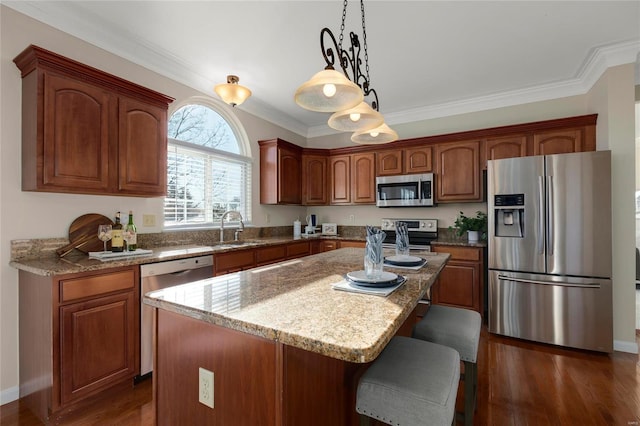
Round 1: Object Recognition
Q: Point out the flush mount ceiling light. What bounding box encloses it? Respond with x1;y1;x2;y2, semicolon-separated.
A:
294;0;397;144
214;75;251;107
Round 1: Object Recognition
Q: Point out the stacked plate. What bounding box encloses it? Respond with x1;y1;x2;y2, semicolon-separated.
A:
345;270;403;288
384;255;426;267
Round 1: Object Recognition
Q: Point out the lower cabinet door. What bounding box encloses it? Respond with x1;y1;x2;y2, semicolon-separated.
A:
60;291;137;405
431;261;480;312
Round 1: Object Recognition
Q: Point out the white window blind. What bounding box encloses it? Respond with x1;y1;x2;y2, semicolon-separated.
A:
165;139;251;227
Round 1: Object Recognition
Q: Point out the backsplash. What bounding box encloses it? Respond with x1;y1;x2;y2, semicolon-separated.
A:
10;225;368;261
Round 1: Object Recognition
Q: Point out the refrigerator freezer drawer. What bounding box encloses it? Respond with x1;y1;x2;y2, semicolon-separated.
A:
488;270;612;352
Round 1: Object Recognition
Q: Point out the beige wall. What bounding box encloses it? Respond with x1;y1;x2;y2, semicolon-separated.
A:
586;64;637;348
1;5;637;404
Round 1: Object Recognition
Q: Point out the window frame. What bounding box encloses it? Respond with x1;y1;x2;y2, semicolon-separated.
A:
164;97;252;230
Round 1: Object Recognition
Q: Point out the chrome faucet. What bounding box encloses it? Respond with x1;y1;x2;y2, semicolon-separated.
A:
220;210;244;242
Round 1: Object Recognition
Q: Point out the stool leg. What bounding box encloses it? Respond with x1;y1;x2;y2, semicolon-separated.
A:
463;361;477;426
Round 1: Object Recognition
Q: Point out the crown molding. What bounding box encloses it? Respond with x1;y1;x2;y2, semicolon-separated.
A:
5;2;639;140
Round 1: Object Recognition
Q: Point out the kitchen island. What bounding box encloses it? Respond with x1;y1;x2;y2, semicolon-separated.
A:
144;248;449;426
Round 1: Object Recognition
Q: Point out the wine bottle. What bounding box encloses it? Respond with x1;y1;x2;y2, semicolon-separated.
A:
125;210;137;251
111;211;124;252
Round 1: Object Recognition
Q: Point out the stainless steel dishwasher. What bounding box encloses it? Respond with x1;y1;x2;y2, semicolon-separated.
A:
140;255;214;378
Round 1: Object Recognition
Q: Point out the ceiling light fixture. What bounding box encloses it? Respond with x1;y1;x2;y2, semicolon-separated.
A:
294;0;397;144
215;75;251;107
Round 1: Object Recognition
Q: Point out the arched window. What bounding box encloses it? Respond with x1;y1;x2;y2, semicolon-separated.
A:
164;99;251;228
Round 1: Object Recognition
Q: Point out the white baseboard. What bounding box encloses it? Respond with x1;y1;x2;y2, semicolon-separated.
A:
614;339;639;354
0;386;19;405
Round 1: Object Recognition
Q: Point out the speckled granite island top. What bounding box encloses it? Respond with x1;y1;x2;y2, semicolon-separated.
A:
144;248;449;363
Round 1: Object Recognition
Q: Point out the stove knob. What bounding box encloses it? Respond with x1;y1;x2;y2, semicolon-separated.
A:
426;222;433;228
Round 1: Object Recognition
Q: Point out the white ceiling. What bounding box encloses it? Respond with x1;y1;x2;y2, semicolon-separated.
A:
6;1;640;138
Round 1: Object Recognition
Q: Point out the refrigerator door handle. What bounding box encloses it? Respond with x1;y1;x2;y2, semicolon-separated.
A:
537;176;545;255
497;274;600;289
547;175;554;256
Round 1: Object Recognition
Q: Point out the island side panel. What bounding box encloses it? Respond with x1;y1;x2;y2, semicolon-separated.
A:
282;307;418;426
154;310;279;426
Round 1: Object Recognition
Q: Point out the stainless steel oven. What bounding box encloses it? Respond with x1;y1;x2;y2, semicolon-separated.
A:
380;218;438;250
376;173;434;207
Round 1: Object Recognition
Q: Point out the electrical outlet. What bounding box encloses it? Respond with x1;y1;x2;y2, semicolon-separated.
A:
198;367;214;409
142;214;156;227
349;214;355;223
265;213;270;223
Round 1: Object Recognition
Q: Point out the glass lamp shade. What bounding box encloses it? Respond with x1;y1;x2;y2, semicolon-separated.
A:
327;102;384;132
351;122;399;144
214;75;252;106
294;69;363;112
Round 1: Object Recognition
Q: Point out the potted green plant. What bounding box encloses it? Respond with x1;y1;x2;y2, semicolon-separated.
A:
451;211;488;242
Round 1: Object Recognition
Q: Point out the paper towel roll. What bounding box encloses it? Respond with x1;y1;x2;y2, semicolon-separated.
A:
293;219;301;239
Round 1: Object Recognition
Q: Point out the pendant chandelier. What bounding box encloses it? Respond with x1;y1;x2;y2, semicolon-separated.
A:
294;0;397;144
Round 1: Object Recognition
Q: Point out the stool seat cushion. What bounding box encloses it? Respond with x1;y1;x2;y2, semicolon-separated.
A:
357;336;460;426
413;305;481;363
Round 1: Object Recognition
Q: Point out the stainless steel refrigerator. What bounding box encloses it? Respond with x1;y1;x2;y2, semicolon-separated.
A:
487;150;612;353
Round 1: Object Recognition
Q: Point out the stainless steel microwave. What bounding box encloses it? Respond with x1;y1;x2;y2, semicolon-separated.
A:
376;173;435;207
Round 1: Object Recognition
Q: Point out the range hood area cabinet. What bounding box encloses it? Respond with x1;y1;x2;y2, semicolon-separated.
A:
258;138;302;205
13;45;174;197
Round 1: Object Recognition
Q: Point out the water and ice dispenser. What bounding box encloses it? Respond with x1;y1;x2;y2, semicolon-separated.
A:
494;194;525;238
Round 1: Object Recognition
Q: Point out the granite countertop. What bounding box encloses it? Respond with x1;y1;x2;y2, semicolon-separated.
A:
9;235;365;276
432;230;487;248
144;248;449;364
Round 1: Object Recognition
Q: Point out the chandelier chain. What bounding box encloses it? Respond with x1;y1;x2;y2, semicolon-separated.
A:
338;0;348;52
360;0;370;83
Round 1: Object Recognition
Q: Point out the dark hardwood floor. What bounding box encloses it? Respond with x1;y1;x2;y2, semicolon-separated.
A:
2;327;639;425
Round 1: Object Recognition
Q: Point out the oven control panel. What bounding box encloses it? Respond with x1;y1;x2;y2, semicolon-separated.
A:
381;218;438;232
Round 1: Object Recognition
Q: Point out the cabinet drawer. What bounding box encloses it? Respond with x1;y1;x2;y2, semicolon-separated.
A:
215;250;255;273
60;269;135;303
432;245;482;262
338;240;365;249
286;241;311;258
256;245;286;265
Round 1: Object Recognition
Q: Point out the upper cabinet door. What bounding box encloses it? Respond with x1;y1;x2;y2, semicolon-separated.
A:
42;73;113;191
330;155;351;204
404;146;433;174
436;140;482;202
376;151;402;176
302;155;328;205
483;134;528;169
533;129;582;155
278;146;302;204
118;96;167;196
351;153;376;204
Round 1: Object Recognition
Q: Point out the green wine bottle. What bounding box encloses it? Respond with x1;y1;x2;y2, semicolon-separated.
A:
125;210;137;251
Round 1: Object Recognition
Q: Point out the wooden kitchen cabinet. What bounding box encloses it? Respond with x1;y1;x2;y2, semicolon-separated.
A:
215;249;256;275
13;45;173;197
483;134;528;168
330;153;376;205
430;245;484;315
338;240;365;249
376;150;403;176
286;241;311;259
435;140;482;202
301;153;329;205
533;129;585;155
259;138;302;205
255;244;287;266
376;146;433;176
19;266;139;423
